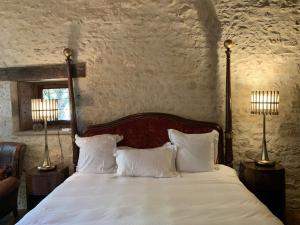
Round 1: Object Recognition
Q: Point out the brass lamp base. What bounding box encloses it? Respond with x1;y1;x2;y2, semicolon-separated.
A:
37;165;56;171
256;160;275;167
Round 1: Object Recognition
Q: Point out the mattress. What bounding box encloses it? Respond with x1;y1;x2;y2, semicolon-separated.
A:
17;165;283;225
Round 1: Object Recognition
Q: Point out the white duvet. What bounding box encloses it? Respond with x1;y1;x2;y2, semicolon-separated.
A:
17;165;282;225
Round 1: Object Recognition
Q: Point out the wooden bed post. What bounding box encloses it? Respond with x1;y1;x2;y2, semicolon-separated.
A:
224;40;233;166
63;48;79;167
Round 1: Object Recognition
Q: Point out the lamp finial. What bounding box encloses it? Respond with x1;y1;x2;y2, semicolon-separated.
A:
63;48;73;58
224;39;233;49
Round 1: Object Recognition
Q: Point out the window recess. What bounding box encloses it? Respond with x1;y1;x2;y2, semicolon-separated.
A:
18;80;70;131
0;62;86;132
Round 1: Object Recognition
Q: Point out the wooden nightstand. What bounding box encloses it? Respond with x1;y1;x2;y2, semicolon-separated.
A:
239;161;285;220
26;164;69;210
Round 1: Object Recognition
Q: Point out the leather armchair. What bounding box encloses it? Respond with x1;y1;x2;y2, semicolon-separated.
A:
0;142;26;218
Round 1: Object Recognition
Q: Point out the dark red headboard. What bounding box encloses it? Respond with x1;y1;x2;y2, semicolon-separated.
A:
74;113;225;167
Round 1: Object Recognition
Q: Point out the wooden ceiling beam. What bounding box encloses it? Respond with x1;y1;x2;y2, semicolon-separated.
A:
0;62;86;81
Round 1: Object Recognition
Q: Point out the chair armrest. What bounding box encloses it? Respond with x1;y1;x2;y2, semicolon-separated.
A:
0;168;5;180
0;142;26;179
0;177;19;198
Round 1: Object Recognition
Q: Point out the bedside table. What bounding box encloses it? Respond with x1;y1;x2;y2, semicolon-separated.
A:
239;161;285;220
26;164;69;210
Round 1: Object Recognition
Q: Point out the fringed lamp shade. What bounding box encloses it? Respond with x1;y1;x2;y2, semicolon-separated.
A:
251;91;279;115
31;99;58;122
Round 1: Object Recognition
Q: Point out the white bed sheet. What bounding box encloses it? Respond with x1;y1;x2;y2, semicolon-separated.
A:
17;165;283;225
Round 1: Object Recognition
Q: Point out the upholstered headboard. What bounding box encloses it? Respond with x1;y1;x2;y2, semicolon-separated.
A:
74;113;224;167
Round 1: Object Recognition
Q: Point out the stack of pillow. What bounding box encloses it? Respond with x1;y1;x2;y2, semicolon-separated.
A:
75;129;219;178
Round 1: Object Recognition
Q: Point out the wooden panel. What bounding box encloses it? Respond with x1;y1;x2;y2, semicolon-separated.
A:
0;62;86;81
18;82;34;130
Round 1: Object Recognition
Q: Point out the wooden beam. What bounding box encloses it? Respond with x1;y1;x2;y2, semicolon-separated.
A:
0;62;86;81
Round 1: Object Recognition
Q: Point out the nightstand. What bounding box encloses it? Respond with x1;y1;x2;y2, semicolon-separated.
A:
239;161;285;220
26;164;69;210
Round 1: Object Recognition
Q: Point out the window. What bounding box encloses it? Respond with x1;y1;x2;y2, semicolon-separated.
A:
42;88;70;121
17;81;70;130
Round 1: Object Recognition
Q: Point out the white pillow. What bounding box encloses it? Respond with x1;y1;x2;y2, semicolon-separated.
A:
114;143;177;178
75;134;123;173
168;129;218;172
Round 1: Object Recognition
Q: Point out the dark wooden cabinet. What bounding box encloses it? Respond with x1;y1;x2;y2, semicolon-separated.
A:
239;161;285;220
26;164;69;210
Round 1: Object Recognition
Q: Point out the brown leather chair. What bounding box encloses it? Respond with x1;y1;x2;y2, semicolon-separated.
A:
0;142;26;218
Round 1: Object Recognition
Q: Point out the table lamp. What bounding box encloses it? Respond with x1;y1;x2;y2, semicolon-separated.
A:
31;99;58;171
251;91;279;166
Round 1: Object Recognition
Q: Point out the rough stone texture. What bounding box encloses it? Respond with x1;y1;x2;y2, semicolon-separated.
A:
215;0;300;209
0;0;299;209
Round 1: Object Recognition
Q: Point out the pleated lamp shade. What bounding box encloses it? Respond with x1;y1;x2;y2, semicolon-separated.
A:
31;99;58;122
251;91;279;115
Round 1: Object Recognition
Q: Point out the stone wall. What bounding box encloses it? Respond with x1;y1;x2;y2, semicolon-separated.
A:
0;0;299;209
215;0;300;208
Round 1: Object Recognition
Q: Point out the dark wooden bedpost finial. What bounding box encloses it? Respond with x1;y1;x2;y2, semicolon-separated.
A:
64;48;79;167
224;40;233;166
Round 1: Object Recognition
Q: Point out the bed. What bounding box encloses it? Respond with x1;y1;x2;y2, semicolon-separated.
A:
17;113;283;225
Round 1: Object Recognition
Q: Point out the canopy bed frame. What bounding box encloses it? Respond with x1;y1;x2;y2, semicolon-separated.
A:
16;40;284;225
64;40;234;168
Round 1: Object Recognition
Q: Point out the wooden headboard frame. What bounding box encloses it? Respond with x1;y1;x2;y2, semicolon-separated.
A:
74;113;224;166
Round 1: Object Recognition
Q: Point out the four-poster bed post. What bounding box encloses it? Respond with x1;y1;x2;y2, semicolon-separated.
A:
224;40;233;166
63;48;79;165
64;41;234;168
